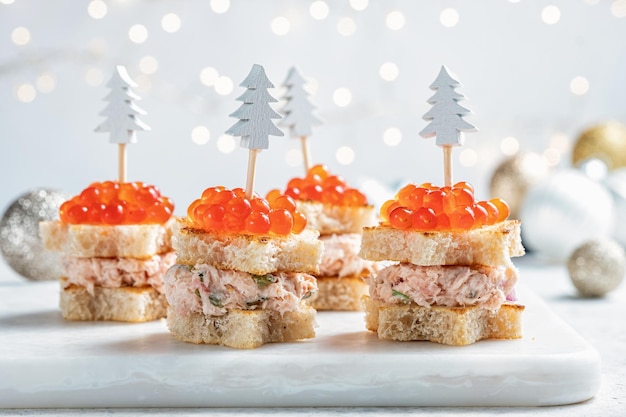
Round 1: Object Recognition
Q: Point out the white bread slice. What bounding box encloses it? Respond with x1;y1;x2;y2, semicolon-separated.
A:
306;276;368;311
359;220;524;267
39;219;173;258
60;281;168;322
363;296;524;346
172;219;323;275
166;305;316;349
296;200;376;235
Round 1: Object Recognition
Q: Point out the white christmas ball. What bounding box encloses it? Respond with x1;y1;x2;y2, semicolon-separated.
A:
520;169;614;261
604;168;626;248
577;157;609;182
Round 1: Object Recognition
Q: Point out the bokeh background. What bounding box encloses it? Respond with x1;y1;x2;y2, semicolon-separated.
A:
1;0;625;223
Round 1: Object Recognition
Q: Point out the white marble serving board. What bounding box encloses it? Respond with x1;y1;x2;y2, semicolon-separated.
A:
0;281;600;408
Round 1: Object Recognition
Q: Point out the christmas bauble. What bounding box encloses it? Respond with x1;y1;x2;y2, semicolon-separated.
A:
489;152;550;219
572;121;626;170
567;239;625;297
577;157;609;182
520;169;614;261
0;189;69;281
604;168;626;248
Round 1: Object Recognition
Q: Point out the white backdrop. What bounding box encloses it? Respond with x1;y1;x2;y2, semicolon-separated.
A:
1;0;625;215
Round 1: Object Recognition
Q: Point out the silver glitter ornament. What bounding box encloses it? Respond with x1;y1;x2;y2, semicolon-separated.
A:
567;239;626;297
0;189;69;281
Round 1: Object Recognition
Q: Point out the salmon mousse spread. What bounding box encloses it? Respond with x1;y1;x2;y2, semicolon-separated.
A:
319;233;379;278
62;252;176;295
164;263;317;317
368;263;518;311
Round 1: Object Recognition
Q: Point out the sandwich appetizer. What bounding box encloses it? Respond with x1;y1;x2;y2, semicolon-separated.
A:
359;183;524;345
269;164;379;311
39;66;175;322
276;67;378;310
40;182;175;321
163;64;323;349
164;187;322;349
359;66;525;345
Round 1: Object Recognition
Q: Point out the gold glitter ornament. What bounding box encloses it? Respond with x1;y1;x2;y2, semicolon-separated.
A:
489;152;550;219
0;189;69;281
572;121;626;170
567;239;625;297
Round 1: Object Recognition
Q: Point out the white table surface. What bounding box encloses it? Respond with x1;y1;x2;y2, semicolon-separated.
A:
0;253;624;417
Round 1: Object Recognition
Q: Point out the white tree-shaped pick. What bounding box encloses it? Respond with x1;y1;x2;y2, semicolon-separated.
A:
419;65;477;186
226;64;284;197
279;66;321;173
94;65;150;183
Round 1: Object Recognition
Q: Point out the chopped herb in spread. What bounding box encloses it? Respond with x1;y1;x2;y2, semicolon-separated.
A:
252;273;277;289
392;289;410;301
246;297;267;307
209;294;223;307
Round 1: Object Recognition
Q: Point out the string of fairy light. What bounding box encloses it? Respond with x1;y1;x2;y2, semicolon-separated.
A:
4;0;626;171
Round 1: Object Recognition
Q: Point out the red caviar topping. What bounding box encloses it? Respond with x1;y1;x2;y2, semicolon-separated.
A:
59;181;174;225
278;164;369;207
188;186;307;236
382;182;510;231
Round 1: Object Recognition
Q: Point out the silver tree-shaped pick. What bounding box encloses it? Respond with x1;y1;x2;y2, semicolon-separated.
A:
419;65;477;186
94;65;150;183
279;66;321;173
226;64;284;198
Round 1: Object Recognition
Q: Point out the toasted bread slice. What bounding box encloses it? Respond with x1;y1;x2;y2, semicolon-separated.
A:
306;276;368;311
60;281;168;322
172;219;323;275
296;201;376;235
359;220;524;267
39;219;173;258
363;296;524;346
166;305;316;349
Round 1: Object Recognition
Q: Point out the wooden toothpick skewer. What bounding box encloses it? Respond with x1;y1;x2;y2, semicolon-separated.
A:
443;145;453;187
245;149;260;199
226;64;285;198
420;66;477;188
95;66;149;184
118;143;127;183
300;136;312;173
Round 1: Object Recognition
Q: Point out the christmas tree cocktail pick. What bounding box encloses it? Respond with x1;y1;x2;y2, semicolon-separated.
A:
419;66;477;187
94;65;151;183
279;66;321;174
226;64;284;198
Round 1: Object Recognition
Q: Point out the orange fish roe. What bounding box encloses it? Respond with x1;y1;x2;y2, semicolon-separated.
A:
270;164;368;207
59;181;174;225
187;186;306;236
381;182;510;231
